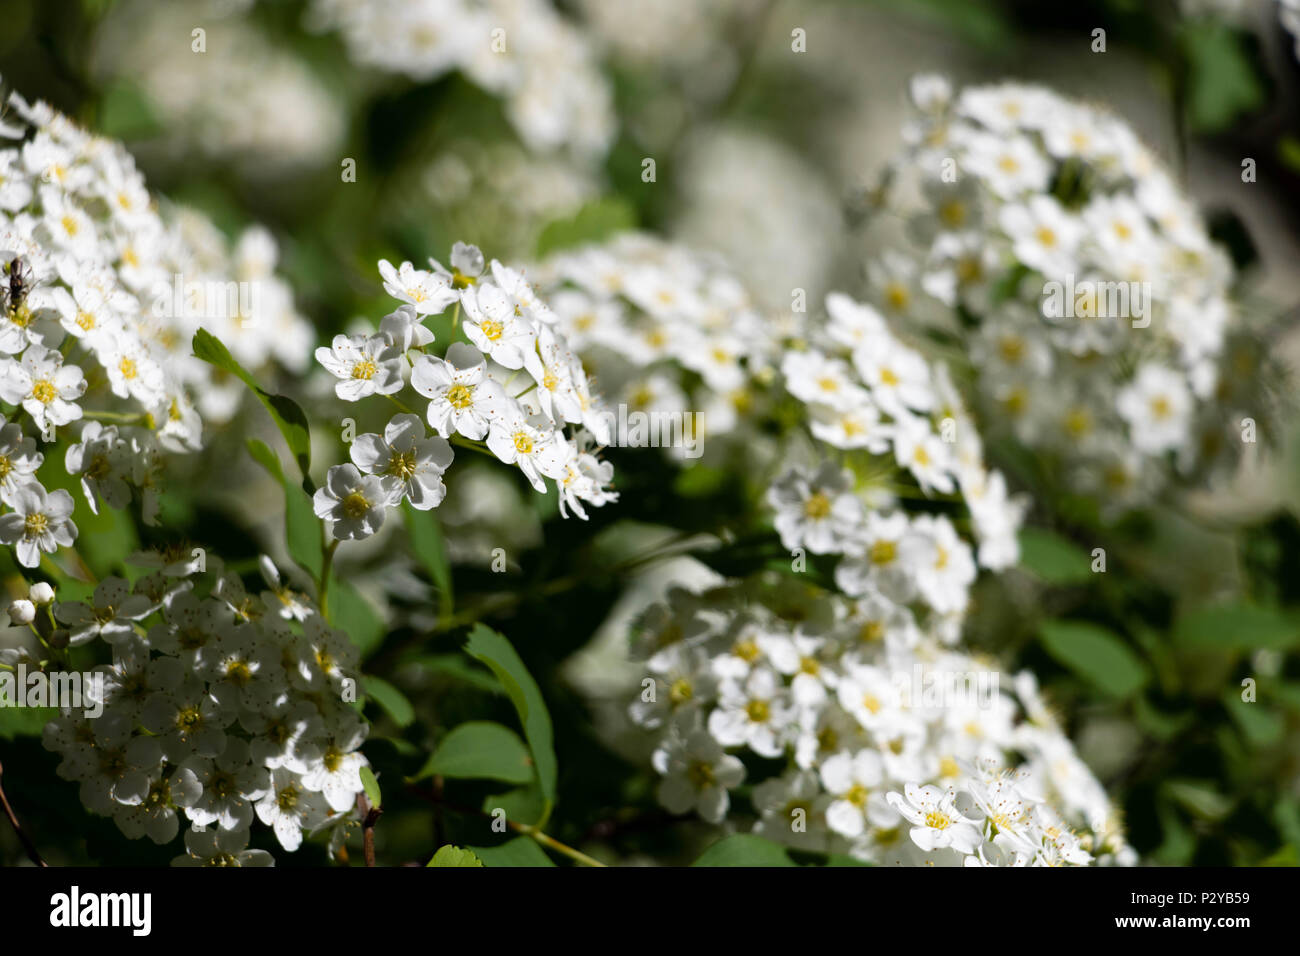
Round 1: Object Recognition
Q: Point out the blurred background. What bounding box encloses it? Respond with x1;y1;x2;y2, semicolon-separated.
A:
3;0;1300;866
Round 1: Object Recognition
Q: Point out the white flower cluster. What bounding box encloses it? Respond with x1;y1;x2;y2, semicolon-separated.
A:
0;88;310;568
872;76;1244;506
19;554;368;862
538;232;790;455
630;575;1133;866
779;292;1026;575
93;1;345;178
305;0;615;162
313;243;618;530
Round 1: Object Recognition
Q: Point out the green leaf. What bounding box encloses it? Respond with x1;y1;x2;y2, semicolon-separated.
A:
1221;691;1284;747
1163;780;1234;822
692;834;798;867
1181;22;1266;134
247;439;323;579
359;766;382;810
0;706;57;740
415;721;533;784
463;624;557;808
98;82;162;139
1173;603;1299;653
403;501;452;613
535;197;636;258
331;581;386;658
363;675;414;727
1017;528;1093;585
193;329;314;493
427;845;484;867
1038;620;1148;699
482;784;547;828
468;837;555;867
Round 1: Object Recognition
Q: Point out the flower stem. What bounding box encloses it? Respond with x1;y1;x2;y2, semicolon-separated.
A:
318;538;340;618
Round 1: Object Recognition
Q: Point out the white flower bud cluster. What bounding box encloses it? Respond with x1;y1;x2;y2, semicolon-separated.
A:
313;242;617;530
0;86;312;568
305;0;616;162
872;76;1251;507
32;553;369;864
630;574;1133;866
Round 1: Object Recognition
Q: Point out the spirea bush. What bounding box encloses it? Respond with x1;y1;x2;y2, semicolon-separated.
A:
867;76;1273;509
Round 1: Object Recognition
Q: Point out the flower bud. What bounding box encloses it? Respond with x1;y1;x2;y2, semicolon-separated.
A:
29;582;55;605
7;599;36;625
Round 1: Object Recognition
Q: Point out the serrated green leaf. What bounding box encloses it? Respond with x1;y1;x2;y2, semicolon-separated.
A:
359;766;382;810
1017;528;1094;585
692;834;798;867
193;329;313;493
427;845;483;867
416;721;533;784
363;675;414;727
463;624;556;808
469;836;555;867
1038;620;1148;699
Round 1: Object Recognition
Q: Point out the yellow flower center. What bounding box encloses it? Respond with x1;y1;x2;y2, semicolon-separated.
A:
351;359;377;380
480;319;504;341
446;383;474;409
804;491;831;519
24;512;49;536
31;379;58;404
869;540;897;565
341;491;370;519
512;431;534;455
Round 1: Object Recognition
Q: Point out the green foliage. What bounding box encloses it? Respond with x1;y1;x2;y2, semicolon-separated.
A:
1017;527;1093;585
1038;620;1149;699
193;329;314;492
427;845;484;867
463;624;558;811
415;721;534;785
535;197;636;258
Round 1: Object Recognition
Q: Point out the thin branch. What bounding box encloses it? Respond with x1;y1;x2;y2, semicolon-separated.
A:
0;760;47;867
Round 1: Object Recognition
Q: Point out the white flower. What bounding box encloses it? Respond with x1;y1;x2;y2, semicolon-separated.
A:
767;463;865;555
64;421;133;514
1116;364;1193;455
886;783;984;854
113;766;202;844
0;483;76;568
0;344;86;432
315;332;404;401
852;335;934;416
377;258;457;315
255;767;327;852
0;414;42;504
485;407;566;493
349;413;454;511
410;342;509;440
312;463;398;540
707;667;795;758
53;575;152;646
652;730;746;823
172;825;274;867
820;750;890;838
460;280;540;371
